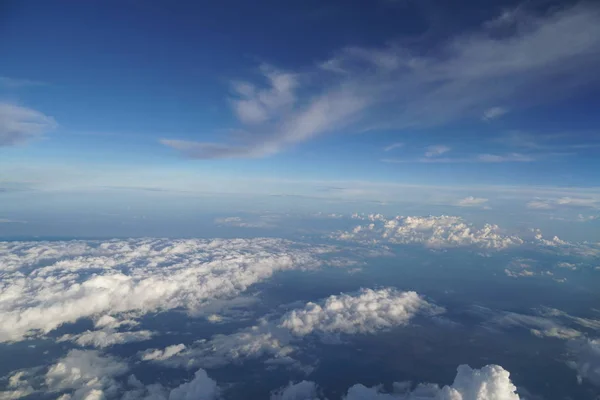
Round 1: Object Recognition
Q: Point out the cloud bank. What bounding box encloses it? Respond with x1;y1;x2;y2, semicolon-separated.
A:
0;238;337;342
336;215;523;249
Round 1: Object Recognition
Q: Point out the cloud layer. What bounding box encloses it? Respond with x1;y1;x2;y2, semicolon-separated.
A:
0;238;336;342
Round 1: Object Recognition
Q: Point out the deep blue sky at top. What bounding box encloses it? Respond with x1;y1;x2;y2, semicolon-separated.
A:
1;0;600;208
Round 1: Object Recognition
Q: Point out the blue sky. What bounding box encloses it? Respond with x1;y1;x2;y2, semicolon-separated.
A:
1;0;600;233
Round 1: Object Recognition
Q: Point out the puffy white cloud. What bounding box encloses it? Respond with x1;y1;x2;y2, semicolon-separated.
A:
273;364;519;400
280;288;443;336
140;344;187;361
0;103;57;147
168;369;219;400
0;238;337;342
45;350;128;400
0;371;35;400
567;338;600;386
336;215;523;250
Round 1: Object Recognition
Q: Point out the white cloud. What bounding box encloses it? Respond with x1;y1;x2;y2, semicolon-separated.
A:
45;350;128;400
279;288;443;336
273;364;519;400
0;238;337;342
0;103;57;147
146;320;296;370
526;200;553;210
168;369;219;400
140;344;187;361
457;196;489;208
475;153;535;163
424;145;450;158
482;106;508;121
161;3;600;158
336;215;523;249
384;142;404;152
58;329;154;348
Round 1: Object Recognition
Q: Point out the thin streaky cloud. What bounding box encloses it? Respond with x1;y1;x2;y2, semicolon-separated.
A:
383;142;404;151
482;106;508;121
424;145;450;158
162;3;600;159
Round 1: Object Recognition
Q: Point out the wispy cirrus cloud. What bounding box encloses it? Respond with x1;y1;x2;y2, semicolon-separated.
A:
482;106;508;121
424;145;450;158
0;103;57;147
383;142;404;151
162;3;600;159
0;76;46;89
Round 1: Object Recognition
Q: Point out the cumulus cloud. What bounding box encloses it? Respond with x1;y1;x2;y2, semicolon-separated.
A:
0;103;57;146
140;344;187;361
145;288;440;371
161;3;600;159
273;364;519;400
336;215;523;249
45;350;128;400
280;288;443;336
0;238;337;342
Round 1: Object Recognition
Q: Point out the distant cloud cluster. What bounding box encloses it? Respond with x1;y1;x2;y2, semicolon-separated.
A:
337;214;524;249
0;238;337;343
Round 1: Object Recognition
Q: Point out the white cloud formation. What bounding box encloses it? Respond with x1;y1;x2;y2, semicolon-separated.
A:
456;197;489;208
58;329;154;349
0;103;57;147
279;288;443;336
336;215;523;249
45;350;128;400
167;369;219;400
273;364;519;400
424;145;451;158
482;106;508;121
0;238;337;342
144;288;440;371
161;3;600;158
383;153;537;164
140;344;187;361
